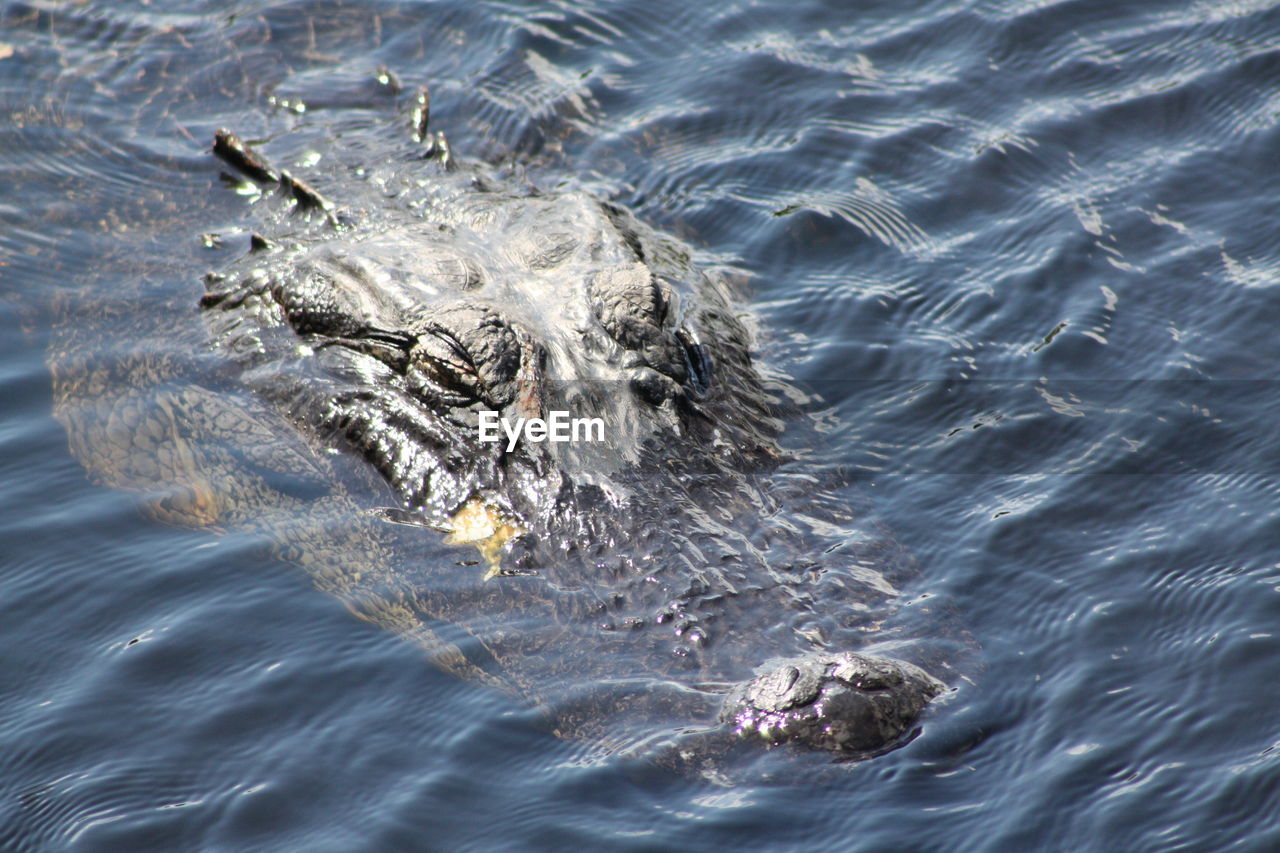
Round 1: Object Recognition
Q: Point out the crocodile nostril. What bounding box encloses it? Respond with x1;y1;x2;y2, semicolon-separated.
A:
630;367;678;406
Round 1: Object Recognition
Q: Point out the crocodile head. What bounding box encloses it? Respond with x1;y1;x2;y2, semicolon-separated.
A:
203;158;739;521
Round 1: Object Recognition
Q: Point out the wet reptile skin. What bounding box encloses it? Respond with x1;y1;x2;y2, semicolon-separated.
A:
49;89;943;766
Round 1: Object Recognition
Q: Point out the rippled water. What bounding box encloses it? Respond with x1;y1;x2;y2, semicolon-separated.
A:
3;0;1279;849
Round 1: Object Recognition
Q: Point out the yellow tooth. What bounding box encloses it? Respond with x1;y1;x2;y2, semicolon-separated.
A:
444;496;525;580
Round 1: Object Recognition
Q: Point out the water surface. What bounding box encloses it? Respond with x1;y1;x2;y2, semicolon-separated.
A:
2;0;1279;849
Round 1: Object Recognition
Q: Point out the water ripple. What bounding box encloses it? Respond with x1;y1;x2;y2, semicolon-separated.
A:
3;0;1280;849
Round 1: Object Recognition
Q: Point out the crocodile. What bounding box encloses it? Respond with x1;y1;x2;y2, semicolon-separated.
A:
50;87;944;768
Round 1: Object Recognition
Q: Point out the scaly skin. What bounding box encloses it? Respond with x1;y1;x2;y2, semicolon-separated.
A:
46;86;944;765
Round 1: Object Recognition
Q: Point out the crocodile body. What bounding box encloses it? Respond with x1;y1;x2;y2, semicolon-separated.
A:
50;92;943;767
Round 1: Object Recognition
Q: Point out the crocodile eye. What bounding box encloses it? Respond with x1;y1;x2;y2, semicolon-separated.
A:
588;263;668;351
407;328;483;403
405;305;522;408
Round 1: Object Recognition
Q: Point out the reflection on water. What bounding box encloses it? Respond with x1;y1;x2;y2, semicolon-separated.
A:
2;0;1279;849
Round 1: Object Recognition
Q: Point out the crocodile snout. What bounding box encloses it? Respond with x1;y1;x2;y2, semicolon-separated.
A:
722;652;944;755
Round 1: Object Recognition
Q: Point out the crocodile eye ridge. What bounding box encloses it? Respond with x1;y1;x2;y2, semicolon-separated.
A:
587;262;667;352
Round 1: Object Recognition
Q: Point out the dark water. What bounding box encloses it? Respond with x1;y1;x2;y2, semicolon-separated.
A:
3;0;1279;849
